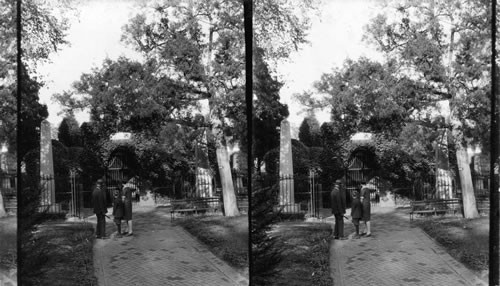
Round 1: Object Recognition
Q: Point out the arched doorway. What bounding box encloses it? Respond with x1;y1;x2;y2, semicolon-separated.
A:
344;147;379;207
105;146;140;204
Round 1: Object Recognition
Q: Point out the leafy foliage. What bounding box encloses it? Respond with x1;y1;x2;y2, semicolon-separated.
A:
21;0;71;68
295;1;491;207
19;64;48;160
251;178;282;285
253;47;289;172
297;58;431;138
56;57;206;139
253;0;320;66
18;0;71;157
58;114;82;147
363;0;491;147
121;1;245;141
0;0;16;153
54;55;212;187
298;115;321;147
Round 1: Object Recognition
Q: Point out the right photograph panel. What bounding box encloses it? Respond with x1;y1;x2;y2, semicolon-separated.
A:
251;0;493;285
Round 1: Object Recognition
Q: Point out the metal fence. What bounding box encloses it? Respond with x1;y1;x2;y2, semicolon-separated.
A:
40;175;61;214
279;171;322;218
39;173;84;217
0;173;17;213
409;173;495;201
472;174;492;198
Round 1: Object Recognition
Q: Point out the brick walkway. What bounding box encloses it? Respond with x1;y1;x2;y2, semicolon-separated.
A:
329;207;487;286
92;206;248;286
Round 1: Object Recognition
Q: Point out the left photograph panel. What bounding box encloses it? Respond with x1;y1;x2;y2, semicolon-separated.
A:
19;0;249;285
0;0;17;285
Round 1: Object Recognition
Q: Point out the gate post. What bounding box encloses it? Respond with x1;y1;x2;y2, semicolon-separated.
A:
309;169;320;218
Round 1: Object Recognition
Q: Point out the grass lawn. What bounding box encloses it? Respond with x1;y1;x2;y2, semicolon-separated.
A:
265;221;333;286
21;220;97;286
413;215;491;282
175;214;249;276
0;216;16;274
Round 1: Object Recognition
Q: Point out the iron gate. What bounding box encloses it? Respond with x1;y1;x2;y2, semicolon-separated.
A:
68;169;82;217
39;173;83;217
105;152;140;205
344;152;381;207
281;170;322;218
309;170;321;218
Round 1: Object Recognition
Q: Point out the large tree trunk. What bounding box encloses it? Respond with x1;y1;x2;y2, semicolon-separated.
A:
205;19;239;217
441;9;479;219
455;144;479;218
216;146;240;216
206;120;240;216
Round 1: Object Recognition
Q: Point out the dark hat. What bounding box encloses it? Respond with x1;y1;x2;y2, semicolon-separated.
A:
97;179;104;184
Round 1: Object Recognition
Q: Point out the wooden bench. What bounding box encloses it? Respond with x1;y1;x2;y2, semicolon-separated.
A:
237;196;249;213
1;188;16;214
436;198;463;216
410;198;462;221
170;197;221;220
476;196;490;215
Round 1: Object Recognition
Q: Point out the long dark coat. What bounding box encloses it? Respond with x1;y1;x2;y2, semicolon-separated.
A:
330;183;346;215
360;187;371;221
92;185;107;215
112;188;124;219
122;185;133;220
351;197;362;219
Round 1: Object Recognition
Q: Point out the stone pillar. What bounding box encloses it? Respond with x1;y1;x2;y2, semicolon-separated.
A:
0;189;5;217
279;119;298;212
40;120;55;206
435;129;453;199
196;167;213;197
231;152;244;194
0;150;6;172
195;129;213;197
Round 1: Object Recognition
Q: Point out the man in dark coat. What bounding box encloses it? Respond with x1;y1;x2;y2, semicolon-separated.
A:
331;179;347;240
92;179;108;239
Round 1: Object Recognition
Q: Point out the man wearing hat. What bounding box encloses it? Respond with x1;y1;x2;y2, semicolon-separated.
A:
92;178;108;239
331;179;347;240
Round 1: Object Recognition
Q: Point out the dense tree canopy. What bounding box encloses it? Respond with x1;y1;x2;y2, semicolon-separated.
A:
298;0;491;218
18;65;48;160
120;0;245;145
253;47;289;172
0;0;16;152
296;57;442;139
253;0;320;66
365;0;490;218
55;57;208;138
58;114;82;148
21;0;71;71
0;0;71;158
363;0;491;147
54;56;208;187
298;114;321;147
